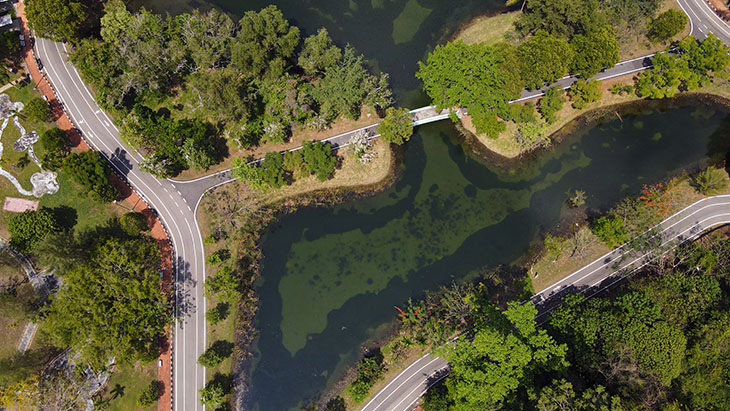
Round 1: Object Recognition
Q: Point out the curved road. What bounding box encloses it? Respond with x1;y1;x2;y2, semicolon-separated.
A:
364;1;730;409
363;195;730;411
35;39;207;411
29;0;730;409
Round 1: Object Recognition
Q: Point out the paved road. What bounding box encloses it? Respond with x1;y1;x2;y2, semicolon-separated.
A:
363;195;730;411
31;0;730;409
35;39;206;411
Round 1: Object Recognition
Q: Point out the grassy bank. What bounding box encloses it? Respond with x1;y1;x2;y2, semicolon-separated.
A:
450;0;691;159
198;139;395;407
98;361;159;411
529;171;730;293
174;107;381;181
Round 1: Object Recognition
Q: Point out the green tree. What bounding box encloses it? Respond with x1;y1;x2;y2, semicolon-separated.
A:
182;137;217;171
302;140;337;181
63;151;119;202
348;351;385;403
230;5;300;79
648;10;688;43
636;52;688;99
178;9;234;70
42;237;169;369
518;30;575;90
378;107;413;145
40;128;69;170
8;208;59;253
416;40;520;138
510;102;536;124
100;0;182;98
283;150;307;179
199;381;224;408
298;28;342;77
570;26;619;78
678;313;730;409
26;0;87;41
197;340;233;368
24;97;51;123
440;303;568;410
516;0;607;37
515;121;549;149
538;87;565;124
568;79;602;109
137;381;160;407
590;215;628;248
692;167;727;195
312;45;392;120
119;212;148;236
206;302;229;326
203;267;241;303
187;68;253;125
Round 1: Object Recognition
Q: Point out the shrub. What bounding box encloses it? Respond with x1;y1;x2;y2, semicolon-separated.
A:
378;107;413;145
283;150;307;179
9;208;59;253
648;10;688;43
206;249;230;266
204;267;241;303
119;212;148;236
203;235;216;245
63;151;119;202
692;167;727;195
510;102;536;124
24;97;51;123
568;79;602;109
302;140;336;181
591;215;629;248
232;152;285;192
348;351;385;403
137;381;161;407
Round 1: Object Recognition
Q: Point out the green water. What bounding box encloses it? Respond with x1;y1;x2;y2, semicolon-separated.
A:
141;0;730;408
253;98;730;409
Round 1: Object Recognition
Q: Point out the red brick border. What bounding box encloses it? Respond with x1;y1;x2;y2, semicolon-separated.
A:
15;4;173;410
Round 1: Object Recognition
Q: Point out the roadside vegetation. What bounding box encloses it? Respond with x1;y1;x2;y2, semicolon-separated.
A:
33;1;396;178
200;138;393;408
416;231;730;410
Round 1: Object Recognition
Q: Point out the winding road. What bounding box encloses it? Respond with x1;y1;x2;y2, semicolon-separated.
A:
27;0;730;409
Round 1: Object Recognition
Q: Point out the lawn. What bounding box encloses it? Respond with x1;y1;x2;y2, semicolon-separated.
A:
454;11;519;45
0;80;122;237
99;361;159;411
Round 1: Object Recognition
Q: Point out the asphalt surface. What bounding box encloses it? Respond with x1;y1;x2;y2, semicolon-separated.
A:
363;195;730;411
31;0;730;409
364;2;730;409
35;38;207;411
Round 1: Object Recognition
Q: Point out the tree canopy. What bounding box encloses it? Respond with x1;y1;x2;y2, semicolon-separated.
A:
518;30;575;90
570;26;619;78
26;0;87;41
42;237;170;369
378;107;413;145
416;40;520;138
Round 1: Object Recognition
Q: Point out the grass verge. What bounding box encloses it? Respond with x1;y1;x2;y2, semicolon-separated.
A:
98;361;159;411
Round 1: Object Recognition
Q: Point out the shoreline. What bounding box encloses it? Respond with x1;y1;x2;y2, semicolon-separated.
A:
196;140;401;409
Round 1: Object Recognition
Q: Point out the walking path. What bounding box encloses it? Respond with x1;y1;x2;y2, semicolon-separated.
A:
0;238;53;353
22;0;730;409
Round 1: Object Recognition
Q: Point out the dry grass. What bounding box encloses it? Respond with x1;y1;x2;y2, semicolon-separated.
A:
453;11;519;45
235;138;394;207
175;107;381;180
617;0;691;61
529;173;730;293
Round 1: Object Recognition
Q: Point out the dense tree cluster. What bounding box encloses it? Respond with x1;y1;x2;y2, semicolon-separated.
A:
8;208;59;253
26;0;86;42
42;236;170;369
39;127;69;170
71;2;391;176
420;233;730;410
637;34;730;99
233;140;338;191
63;151;119;202
417;15;618;138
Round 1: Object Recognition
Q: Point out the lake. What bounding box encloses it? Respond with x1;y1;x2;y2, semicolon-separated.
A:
145;0;730;408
